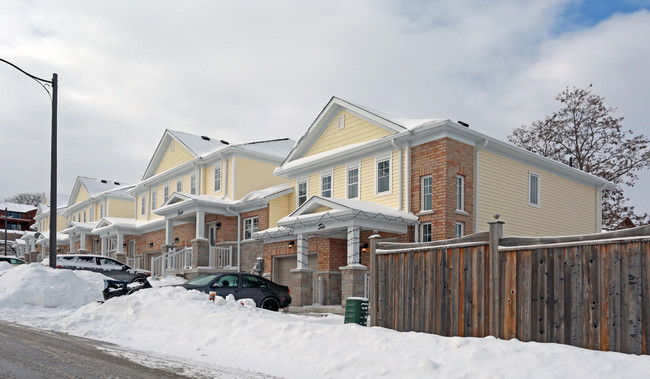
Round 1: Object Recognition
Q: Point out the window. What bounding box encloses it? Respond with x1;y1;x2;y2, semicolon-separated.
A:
456;175;465;211
128;240;136;258
297;180;308;206
83;211;86;222
215;274;238;288
208;225;218;247
376;157;391;194
72;215;76;222
78;212;81;222
151;187;157;210
455;222;465;238
100;204;104;219
89;207;94;222
321;173;332;198
337;115;345;130
421;223;432;242
190;175;197;195
244;217;259;240
529;172;540;207
163;184;169;203
421;176;432;211
347;165;359;199
214;165;221;192
141;194;146;215
176;180;182;193
242;274;268;288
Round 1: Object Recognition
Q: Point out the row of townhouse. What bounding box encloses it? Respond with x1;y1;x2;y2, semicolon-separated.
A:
33;96;613;307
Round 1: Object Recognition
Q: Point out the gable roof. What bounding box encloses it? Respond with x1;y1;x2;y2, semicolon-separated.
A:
0;202;37;213
67;176;134;208
283;96;442;164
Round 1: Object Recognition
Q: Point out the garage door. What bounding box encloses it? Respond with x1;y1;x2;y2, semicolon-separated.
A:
273;253;318;287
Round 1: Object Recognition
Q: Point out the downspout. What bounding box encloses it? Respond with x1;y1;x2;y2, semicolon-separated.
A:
219;152;228;200
390;138;403;211
226;206;241;272
475;139;488;233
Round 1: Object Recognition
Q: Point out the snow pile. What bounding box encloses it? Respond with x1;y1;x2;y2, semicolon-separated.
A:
0;263;105;308
2;266;650;377
0;261;13;276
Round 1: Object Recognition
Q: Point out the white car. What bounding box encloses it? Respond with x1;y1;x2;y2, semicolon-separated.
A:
0;256;26;266
43;254;150;282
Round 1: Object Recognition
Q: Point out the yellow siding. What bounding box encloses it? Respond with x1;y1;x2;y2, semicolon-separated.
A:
310;205;334;214
72;186;90;205
269;194;293;228
154;139;195;176
57;214;67;232
332;166;346;198
135;194;146;221
304;110;394;157
234;157;285;200
108;198;135;218
477;151;598;236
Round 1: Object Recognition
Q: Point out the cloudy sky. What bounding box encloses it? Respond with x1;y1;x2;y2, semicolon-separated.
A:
1;0;649;217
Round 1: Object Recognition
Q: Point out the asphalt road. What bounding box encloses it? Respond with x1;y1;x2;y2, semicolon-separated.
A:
0;322;269;379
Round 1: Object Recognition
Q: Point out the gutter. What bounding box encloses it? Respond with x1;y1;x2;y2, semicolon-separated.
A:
475;139;488;232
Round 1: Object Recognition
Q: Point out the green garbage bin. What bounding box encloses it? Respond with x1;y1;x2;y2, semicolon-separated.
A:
344;297;369;326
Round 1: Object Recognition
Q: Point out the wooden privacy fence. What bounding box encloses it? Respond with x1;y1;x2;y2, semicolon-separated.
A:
369;219;650;355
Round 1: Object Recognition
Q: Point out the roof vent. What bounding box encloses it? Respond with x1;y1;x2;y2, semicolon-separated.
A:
114;182;120;185
457;121;469;128
101;180;107;183
220;140;229;145
201;136;210;141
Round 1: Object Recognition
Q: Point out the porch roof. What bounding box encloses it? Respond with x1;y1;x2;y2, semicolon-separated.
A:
35;232;70;244
91;217;165;236
61;221;99;235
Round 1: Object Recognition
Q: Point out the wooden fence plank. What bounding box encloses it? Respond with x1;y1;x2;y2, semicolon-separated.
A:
537;249;549;343
600;244;610;352
504;251;517;339
426;249;435;334
627;242;643;354
642;241;650;354
451;248;460;336
531;249;540;342
610;245;622;352
552;247;565;345
521;250;532;341
462;247;473;337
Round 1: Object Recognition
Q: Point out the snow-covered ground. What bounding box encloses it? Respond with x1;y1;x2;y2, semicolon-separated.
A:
2;263;650;378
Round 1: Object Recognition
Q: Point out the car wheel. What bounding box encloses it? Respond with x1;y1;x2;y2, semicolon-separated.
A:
261;298;280;312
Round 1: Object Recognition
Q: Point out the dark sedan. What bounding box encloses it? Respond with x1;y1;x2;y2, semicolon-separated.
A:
180;272;291;311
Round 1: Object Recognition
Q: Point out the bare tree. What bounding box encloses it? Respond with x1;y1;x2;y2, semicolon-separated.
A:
509;84;650;229
4;192;47;207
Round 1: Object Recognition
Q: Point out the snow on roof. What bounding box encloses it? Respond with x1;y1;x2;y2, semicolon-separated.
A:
277;141;371;173
347;99;444;130
79;177;133;198
168;130;230;157
0;202;36;213
240;183;291;202
234;138;295;159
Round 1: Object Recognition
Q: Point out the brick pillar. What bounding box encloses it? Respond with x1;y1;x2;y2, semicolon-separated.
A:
340;264;367;307
191;238;210;268
114;252;126;264
290;268;314;306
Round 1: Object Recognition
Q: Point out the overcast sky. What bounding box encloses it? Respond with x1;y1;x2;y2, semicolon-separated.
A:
1;0;649;217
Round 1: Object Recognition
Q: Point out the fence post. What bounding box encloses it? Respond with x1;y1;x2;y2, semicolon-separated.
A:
369;230;381;327
488;214;504;338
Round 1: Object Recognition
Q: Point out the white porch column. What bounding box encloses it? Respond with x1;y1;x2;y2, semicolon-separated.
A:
116;232;124;253
196;210;205;240
79;232;86;251
69;236;74;253
101;236;107;256
296;233;308;269
347;226;361;265
165;219;174;245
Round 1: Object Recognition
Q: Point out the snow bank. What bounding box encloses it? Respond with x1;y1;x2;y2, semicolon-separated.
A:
2;265;650;378
0;261;13;275
0;263;105;308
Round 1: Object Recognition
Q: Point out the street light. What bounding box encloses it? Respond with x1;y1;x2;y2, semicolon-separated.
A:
0;58;58;268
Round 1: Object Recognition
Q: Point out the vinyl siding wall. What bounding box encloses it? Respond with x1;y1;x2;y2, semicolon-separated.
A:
477;150;598;236
154;140;194;176
107;198;136;218
235;157;285;200
304;110;393;157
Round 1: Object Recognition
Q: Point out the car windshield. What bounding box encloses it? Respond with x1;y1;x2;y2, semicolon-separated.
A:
185;274;220;286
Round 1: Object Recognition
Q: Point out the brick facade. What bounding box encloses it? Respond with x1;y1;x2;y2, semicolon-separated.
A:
410;137;475;240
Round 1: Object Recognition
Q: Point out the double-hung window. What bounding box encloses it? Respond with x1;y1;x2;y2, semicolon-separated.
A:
376;156;391;194
190;175;197;195
321;172;332;198
151;187;157;210
176;180;182;193
455;222;464;238
100;204;104;219
163;184;169;203
244;217;259;240
140;194;146;216
529;172;540;207
297;180;308;206
421;223;432;242
214;165;222;192
456;175;465;211
421;176;432;211
347;164;359;199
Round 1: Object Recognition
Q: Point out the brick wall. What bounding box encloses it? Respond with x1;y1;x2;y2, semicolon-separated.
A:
410;137;475;240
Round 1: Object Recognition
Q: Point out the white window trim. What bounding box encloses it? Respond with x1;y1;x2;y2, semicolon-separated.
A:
337;115;345;130
140;194;147;216
190;175;197;195
375;154;392;196
421;175;433;212
529;171;541;208
455;222;465;238
163;184;169;203
176;179;182;193
456;175;465;211
243;216;259;240
346;162;361;200
151;187;157;210
297;178;309;207
214;164;222;192
421;222;432;243
320;170;333;198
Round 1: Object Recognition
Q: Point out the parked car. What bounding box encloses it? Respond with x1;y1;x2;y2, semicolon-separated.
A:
0;256;26;266
43;254;150;283
179;272;291;311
